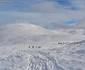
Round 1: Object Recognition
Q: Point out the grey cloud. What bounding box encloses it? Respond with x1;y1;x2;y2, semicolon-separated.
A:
73;18;85;29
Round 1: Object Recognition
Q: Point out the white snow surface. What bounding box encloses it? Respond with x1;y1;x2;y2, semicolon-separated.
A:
0;23;85;70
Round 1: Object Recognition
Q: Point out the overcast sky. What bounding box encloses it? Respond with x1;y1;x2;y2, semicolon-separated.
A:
0;0;85;28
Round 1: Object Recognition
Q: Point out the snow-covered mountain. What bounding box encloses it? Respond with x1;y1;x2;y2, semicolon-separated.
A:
0;23;85;70
0;23;85;46
0;23;57;45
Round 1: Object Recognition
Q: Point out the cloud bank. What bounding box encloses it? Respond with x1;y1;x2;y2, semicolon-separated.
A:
0;0;85;28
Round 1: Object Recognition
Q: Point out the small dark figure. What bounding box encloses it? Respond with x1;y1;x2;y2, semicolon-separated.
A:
32;46;34;48
29;46;30;48
38;46;41;48
58;43;62;44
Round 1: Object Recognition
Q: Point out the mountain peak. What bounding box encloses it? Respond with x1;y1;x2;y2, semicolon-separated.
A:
5;23;41;29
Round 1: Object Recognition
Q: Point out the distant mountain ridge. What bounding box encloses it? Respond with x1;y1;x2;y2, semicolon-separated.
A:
0;23;85;46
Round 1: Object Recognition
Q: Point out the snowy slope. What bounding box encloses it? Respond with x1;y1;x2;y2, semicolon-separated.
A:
0;23;85;46
0;40;85;70
0;23;85;70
